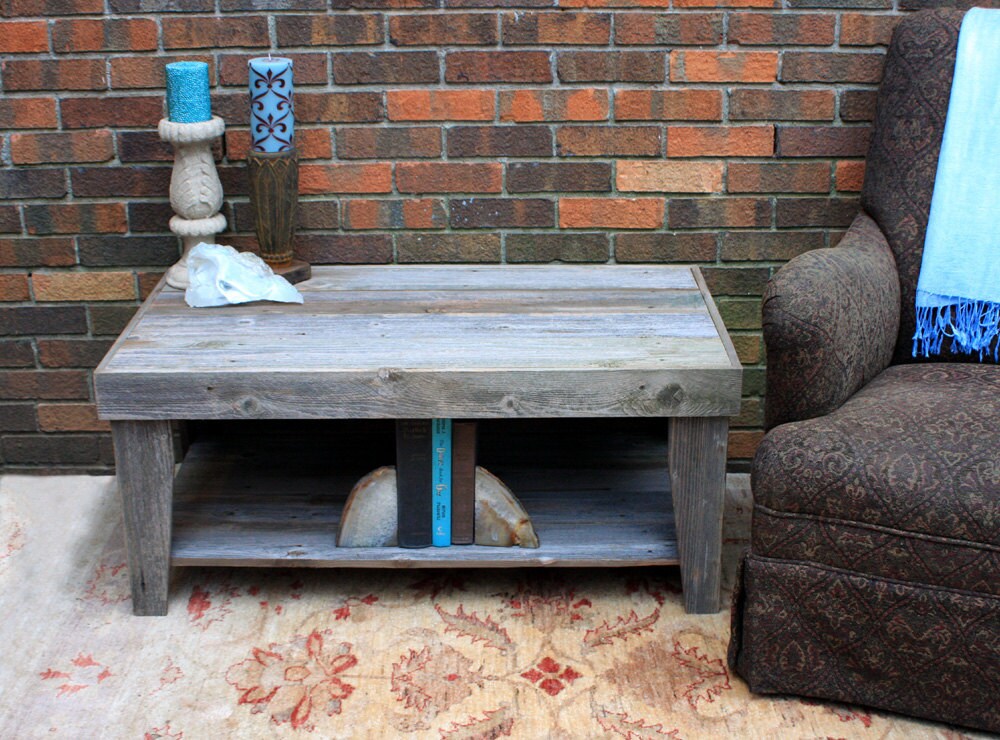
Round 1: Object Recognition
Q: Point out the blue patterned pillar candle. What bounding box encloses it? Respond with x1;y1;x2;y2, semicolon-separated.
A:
165;61;211;124
248;56;294;153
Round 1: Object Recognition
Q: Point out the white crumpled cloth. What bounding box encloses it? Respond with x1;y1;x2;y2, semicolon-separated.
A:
184;243;303;308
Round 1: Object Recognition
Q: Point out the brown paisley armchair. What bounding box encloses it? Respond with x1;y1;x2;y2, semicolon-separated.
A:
728;9;1000;734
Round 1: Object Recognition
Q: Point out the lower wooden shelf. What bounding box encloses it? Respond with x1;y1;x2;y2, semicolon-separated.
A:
171;420;678;568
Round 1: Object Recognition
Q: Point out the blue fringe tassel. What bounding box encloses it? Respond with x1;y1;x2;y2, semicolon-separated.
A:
913;297;1000;360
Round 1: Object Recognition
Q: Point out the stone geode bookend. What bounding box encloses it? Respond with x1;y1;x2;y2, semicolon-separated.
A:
337;466;540;548
246;147;311;284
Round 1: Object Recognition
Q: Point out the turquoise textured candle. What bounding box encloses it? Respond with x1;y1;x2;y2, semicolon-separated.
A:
165;61;211;124
248;56;294;153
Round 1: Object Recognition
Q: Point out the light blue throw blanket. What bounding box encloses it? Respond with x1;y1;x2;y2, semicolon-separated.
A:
914;7;1000;360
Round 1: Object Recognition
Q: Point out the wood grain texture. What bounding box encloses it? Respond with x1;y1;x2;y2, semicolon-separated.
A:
111;420;174;616
669;415;728;614
95;265;741;421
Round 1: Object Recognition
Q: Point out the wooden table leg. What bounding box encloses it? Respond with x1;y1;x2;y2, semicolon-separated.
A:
669;416;728;614
111;420;174;616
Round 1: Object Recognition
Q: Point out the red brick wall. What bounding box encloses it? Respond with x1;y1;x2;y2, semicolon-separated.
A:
0;0;966;472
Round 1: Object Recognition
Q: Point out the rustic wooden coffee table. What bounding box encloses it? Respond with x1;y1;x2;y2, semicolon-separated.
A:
96;265;742;616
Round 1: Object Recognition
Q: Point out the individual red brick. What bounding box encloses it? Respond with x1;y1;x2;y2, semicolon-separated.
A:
118;131;183;162
721;230;825;260
560;0;669;7
163;16;269;48
728;430;763;460
617;161;723;193
0;341;35;369
668;198;771;228
614;12;722;45
775;197;858;228
616;232;717;262
37;403;109;432
507;162;612;192
226;129;332;160
836;160;866;192
276;14;384;46
61;96;162;128
446;51;552;83
5;0;103;13
0;238;76;268
37;339;113;368
33;271;136;302
557;51;664;82
387;90;495;121
299;163;393;194
557;126;661;156
138;271;166;300
111;55;215;89
295;92;383;123
503;12;610;44
390;13;496;45
559;198;663;228
0;306;87;336
0;207;19;233
334;52;439;84
0;274;30;302
729;89;835;121
781;52;885;83
0;371;89;401
342;199;446;230
448;126;552;157
3;59;106;91
701;265;770;295
840;89;879;122
78;235;180;267
70;167;170;198
0;98;58;129
397;233;501;263
777;126;870;157
506;233;609;263
729;13;834;45
0;169;66;199
221;0;324;8
450;198;555;228
840;13;899;46
126;203;175;232
500;89;609;122
52;19;157;52
0;20;48;53
615;90;722;121
668;126;773;157
337;127;441;159
24;204;127;235
670;51;777;82
218;53;325;87
731;338;762;366
295;233;393;264
89;305;137;336
397;162;503;193
332;0;434;8
10;129;114;165
728;162;830;193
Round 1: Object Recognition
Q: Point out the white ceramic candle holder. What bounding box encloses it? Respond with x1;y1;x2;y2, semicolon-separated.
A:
159;116;227;290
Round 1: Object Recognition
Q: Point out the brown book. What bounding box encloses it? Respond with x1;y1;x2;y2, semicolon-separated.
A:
450;420;477;545
396;419;432;548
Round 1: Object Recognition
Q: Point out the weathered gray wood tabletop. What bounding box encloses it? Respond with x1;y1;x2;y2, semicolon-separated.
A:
96;265;742;616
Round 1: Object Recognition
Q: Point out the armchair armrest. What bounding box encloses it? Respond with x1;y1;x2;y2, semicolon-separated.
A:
763;211;900;429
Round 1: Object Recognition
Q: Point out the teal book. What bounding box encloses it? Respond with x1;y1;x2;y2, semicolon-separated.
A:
431;418;452;547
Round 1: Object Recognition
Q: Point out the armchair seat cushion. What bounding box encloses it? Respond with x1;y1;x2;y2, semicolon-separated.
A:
752;363;1000;595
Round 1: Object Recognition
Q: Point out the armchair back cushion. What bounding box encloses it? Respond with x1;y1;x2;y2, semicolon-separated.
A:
862;9;997;365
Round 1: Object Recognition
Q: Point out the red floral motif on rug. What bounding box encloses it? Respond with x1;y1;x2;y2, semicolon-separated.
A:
520;656;583;696
225;631;357;731
390;640;486;732
39;653;113;697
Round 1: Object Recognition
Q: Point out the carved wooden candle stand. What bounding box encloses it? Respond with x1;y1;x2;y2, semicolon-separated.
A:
159;116;227;290
247;147;311;284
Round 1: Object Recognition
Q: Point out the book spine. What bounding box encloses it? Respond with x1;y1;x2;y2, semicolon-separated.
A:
450;420;477;545
431;418;452;547
396;419;432;548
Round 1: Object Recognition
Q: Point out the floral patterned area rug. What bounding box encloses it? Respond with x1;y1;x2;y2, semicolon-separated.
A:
0;474;984;740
